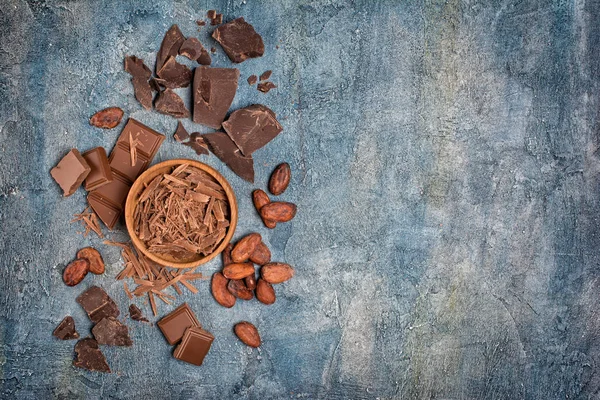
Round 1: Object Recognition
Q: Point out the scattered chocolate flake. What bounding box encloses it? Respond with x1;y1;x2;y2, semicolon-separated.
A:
207;10;216;19
92;317;133;346
129;304;149;322
212;18;264;63
212;13;223;25
196;20;206;27
210;47;217;54
192;66;240;129
202;132;254;182
156;24;185;73
259;70;272;81
124;56;153;110
257;81;277;93
71;207;104;238
173;121;190;142
179;37;211;66
76;286;120;323
51;149;91;197
183;133;209;155
53;316;79;340
247;75;258;86
155;89;190;119
156;56;192;88
73;338;110;373
222;104;283;156
129;132;140;167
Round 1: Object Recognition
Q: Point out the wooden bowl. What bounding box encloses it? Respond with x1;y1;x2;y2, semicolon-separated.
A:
124;159;238;269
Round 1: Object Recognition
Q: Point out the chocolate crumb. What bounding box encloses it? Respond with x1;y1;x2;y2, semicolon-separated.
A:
247;75;258;86
174;121;190;143
129;304;149;322
53;316;79;340
210;47;217;54
196;20;206;26
212;13;223;25
259;70;272;81
257;81;277;93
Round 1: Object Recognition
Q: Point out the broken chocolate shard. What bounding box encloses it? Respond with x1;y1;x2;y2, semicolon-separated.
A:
82;147;113;192
92;317;133;346
192;66;239;129
124;56;152;79
257;81;277;93
155;88;190;119
51;149;91;197
183;132;209;155
196;20;206;27
174;121;190;142
73;338;111;373
247;75;258;85
124;56;153;110
173;327;214;366
179;37;211;66
222;104;283;156
156;56;192;89
202;132;254;182
212;18;264;63
129;304;148;322
76;286;120;323
259;70;272;81
53;316;80;340
207;10;216;19
149;77;162;92
156;24;185;73
212;13;223;26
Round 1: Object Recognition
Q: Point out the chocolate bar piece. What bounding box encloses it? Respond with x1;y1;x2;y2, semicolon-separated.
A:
192;66;239;129
77;286;120;323
129;304;148;322
51;149;91;196
124;56;153;110
173;327;214;366
88;119;164;229
157;303;201;345
156;56;192;88
92;317;133;346
155;88;190;119
73;338;110;373
202;132;254;183
179;37;211;65
156;24;185;73
53;316;79;340
222;104;283;156
82;147;113;191
212;18;264;63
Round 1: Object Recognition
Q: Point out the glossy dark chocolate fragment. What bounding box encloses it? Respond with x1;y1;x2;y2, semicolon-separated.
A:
73;338;110;373
155;88;190;119
222;104;283;156
173;121;190;142
192;66;239;129
92;317;133;346
156;24;185;73
212;18;264;63
184;132;209;155
179;37;211;65
257;81;277;93
247;75;258;85
129;304;149;322
124;56;153;110
156;56;192;88
202;132;254;182
76;286;120;323
53;316;80;340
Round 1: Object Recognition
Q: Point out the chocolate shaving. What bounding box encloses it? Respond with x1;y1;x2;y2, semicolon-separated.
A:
155;89;190;119
72;207;104;238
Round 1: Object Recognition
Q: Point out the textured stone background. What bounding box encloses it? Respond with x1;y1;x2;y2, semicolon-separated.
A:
1;0;600;398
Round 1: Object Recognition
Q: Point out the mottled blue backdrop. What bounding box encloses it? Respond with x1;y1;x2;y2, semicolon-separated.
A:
2;0;600;399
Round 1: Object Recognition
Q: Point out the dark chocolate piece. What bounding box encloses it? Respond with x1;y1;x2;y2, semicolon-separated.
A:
179;37;211;66
173;327;214;366
51;149;91;197
207;10;216;19
196;20;206;27
149;77;162;92
73;338;110;373
212;18;264;63
155;89;190;119
222;104;283;156
156;56;192;89
247;75;258;85
183;132;209;155
82;147;113;191
173;121;190;142
124;56;153;110
257;81;277;93
202;132;254;182
129;304;148;322
92;317;133;346
192;66;239;129
211;13;223;26
88;119;165;229
53;316;79;340
77;286;120;323
259;70;272;81
210;47;217;54
157;303;201;345
156;24;185;74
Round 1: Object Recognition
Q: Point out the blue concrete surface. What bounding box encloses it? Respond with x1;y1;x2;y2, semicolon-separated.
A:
2;0;600;398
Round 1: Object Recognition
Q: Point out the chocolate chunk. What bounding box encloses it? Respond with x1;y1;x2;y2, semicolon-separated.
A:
129;304;148;322
156;56;192;88
196;20;206;27
202;132;254;182
192;66;239;129
149;77;162;92
155;89;190;119
207;10;216;19
259;70;272;81
212;18;264;63
257;81;277;93
173;327;214;366
73;338;110;373
82;147;113;191
211;13;223;26
179;37;211;66
51;149;91;197
76;286;120;323
157;303;201;345
247;75;257;85
173;121;190;142
53;316;79;340
183;132;209;155
156;24;185;73
222;105;283;156
92;317;133;346
124;56;153;110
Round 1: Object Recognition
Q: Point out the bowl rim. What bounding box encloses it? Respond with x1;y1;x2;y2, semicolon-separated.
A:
124;158;238;269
